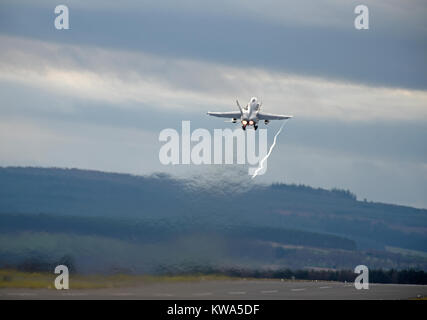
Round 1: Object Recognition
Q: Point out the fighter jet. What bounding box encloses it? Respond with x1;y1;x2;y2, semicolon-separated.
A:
207;97;293;130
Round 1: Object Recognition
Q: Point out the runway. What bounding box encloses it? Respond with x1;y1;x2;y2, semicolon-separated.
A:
1;280;426;300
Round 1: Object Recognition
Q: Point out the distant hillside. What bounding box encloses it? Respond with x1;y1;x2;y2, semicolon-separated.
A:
0;167;426;273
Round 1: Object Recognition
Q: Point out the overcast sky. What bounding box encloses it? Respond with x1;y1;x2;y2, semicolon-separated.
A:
0;0;426;208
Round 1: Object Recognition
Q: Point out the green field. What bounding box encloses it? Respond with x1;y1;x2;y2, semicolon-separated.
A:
0;269;238;289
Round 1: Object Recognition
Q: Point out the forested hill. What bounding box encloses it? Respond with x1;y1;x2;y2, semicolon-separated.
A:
0;167;426;273
0;166;426;252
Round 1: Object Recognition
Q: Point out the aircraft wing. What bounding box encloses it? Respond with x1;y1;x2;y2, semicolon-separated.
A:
257;112;293;120
207;111;241;118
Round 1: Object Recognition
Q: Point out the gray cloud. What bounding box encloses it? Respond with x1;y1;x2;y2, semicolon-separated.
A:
1;36;426;122
1;1;426;89
0;79;425;163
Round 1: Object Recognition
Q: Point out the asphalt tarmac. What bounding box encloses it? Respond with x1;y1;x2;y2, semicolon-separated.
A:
1;280;426;300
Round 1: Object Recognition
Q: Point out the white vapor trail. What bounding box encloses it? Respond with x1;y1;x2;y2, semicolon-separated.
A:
251;120;288;179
